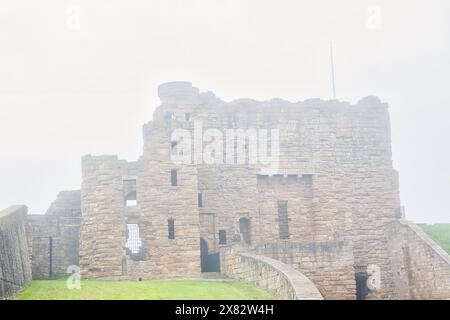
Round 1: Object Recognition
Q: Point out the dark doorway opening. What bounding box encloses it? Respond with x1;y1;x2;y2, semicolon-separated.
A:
355;272;369;300
200;238;220;272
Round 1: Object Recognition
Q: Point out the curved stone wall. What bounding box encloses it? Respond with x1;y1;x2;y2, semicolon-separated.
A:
220;246;323;300
254;241;356;300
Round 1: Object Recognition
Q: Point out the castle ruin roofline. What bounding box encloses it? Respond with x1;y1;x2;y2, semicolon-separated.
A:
357;96;387;107
82;154;120;162
157;81;386;110
158;81;201;105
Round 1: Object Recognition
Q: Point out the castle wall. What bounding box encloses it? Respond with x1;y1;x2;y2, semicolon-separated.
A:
80;103;202;279
26;190;81;279
198;166;258;251
3;82;447;300
80;155;126;278
254;241;355;300
76;82;403;298
256;175;314;242
220;245;323;300
301;98;401;299
136;116;201;278
0;206;31;299
387;220;450;299
155;85;400;298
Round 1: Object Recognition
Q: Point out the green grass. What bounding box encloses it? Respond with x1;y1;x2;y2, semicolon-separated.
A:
15;278;276;300
421;223;450;254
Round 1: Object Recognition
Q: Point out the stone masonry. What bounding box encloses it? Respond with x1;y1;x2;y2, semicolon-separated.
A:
15;81;450;300
27;191;81;280
0;206;32;299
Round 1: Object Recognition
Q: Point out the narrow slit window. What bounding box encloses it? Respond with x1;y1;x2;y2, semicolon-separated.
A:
168;219;175;239
171;169;178;186
171;139;184;157
171;141;178;152
198;193;203;208
239;218;251;245
277;200;290;239
219;230;227;245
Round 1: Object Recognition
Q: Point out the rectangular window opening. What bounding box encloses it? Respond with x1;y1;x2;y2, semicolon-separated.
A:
219;230;227;245
124;180;137;207
168;219;175;239
171;169;178;186
277;200;290;239
126;224;143;261
198;193;203;208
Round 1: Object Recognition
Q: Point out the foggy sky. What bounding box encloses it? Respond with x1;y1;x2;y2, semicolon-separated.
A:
0;0;449;223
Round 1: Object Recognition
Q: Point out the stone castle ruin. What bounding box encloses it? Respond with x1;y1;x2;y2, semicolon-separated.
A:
2;82;450;299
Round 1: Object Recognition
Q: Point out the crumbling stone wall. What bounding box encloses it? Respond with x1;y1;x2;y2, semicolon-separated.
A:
158;83;399;299
79;156;127;278
198;166;259;252
256;175;314;243
387;220;450;299
27;191;81;279
254;241;356;300
74;82;415;299
0;206;32;299
2;82;448;300
220;245;323;300
80;121;201;279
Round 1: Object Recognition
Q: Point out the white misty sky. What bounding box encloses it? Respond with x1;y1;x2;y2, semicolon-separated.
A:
0;0;449;223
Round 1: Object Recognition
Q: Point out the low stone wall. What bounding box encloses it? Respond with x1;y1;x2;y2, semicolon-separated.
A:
26;191;81;280
254;241;356;300
27;214;81;279
220;246;323;300
387;220;450;299
0;206;32;299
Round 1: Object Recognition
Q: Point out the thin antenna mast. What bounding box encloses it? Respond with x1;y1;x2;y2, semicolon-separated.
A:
330;40;336;99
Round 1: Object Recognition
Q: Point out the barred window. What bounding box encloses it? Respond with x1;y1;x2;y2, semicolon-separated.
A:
126;224;142;257
168;219;175;239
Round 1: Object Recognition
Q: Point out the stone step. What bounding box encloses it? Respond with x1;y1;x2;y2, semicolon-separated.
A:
201;272;232;280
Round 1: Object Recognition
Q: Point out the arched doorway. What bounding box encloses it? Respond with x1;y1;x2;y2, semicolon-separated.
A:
239;218;251;245
200;238;220;272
